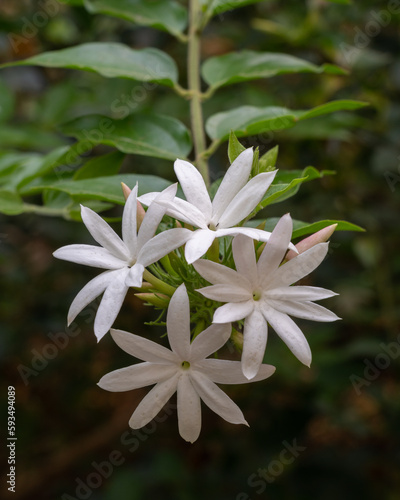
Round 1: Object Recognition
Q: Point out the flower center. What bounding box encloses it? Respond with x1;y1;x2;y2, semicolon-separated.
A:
207;222;217;231
181;361;191;370
127;257;137;268
252;289;262;301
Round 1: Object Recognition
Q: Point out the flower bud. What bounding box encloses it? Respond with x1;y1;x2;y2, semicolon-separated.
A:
135;292;170;308
121;182;131;200
121;182;145;228
285;224;337;261
231;328;244;352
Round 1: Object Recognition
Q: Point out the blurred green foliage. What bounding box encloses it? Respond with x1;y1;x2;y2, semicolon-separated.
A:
0;0;399;499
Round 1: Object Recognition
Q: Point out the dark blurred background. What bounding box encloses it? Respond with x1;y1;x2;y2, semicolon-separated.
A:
1;0;399;499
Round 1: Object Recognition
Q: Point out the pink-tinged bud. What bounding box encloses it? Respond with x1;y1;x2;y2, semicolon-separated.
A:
121;182;131;201
136;200;146;229
121;182;146;229
135;293;170;308
285;224;338;261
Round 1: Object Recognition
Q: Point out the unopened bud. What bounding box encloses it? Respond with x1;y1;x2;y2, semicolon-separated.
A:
121;182;146;228
231;328;244;352
121;182;131;200
136;200;146;229
135;292;170;308
285;224;337;261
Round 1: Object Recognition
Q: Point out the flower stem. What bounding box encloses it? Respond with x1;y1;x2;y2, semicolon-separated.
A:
188;0;210;187
142;269;176;296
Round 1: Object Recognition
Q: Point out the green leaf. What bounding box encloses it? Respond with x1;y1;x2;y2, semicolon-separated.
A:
247;218;364;236
200;0;264;17
259;145;278;172
0;79;15;123
202;51;346;91
281;114;358;141
258;167;333;209
206;100;368;140
74;151;125;180
291;219;365;239
2;146;70;191
1;43;178;88
0;188;24;215
21;174;172;204
60;113;192;160
0;152;29;181
227;131;246;163
84;0;187;37
0;125;66;151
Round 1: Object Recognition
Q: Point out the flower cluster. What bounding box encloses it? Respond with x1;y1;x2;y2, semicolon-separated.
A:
54;148;339;442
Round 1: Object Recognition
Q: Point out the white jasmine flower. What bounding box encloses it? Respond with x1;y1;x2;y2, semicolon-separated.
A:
139;148;278;263
53;185;191;341
194;214;340;380
98;284;276;443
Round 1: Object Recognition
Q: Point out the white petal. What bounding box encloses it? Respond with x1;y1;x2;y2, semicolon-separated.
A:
232;234;258;285
218;171;277;228
190;371;248;426
263;306;312;367
80;205;128;260
211;148;253;224
137;184;177;250
121;184;138;256
125;262;145;288
177;374;202;443
111;328;177;363
54;244;126;270
196;284;252;303
213;301;254;323
184;229;216;264
167;284;191;359
244;227;275;243
269;242;329;288
165;197;209;228
67;270;116;325
129;374;179;429
140;191;209;228
196;359;275;385
242;309;268;380
137;228;192;267
193;259;251;288
174;159;212;220
266;286;338;301
94;267;130;340
137;191;158;207
267;299;340;322
257;213;293;284
189;323;231;362
98;362;177;392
